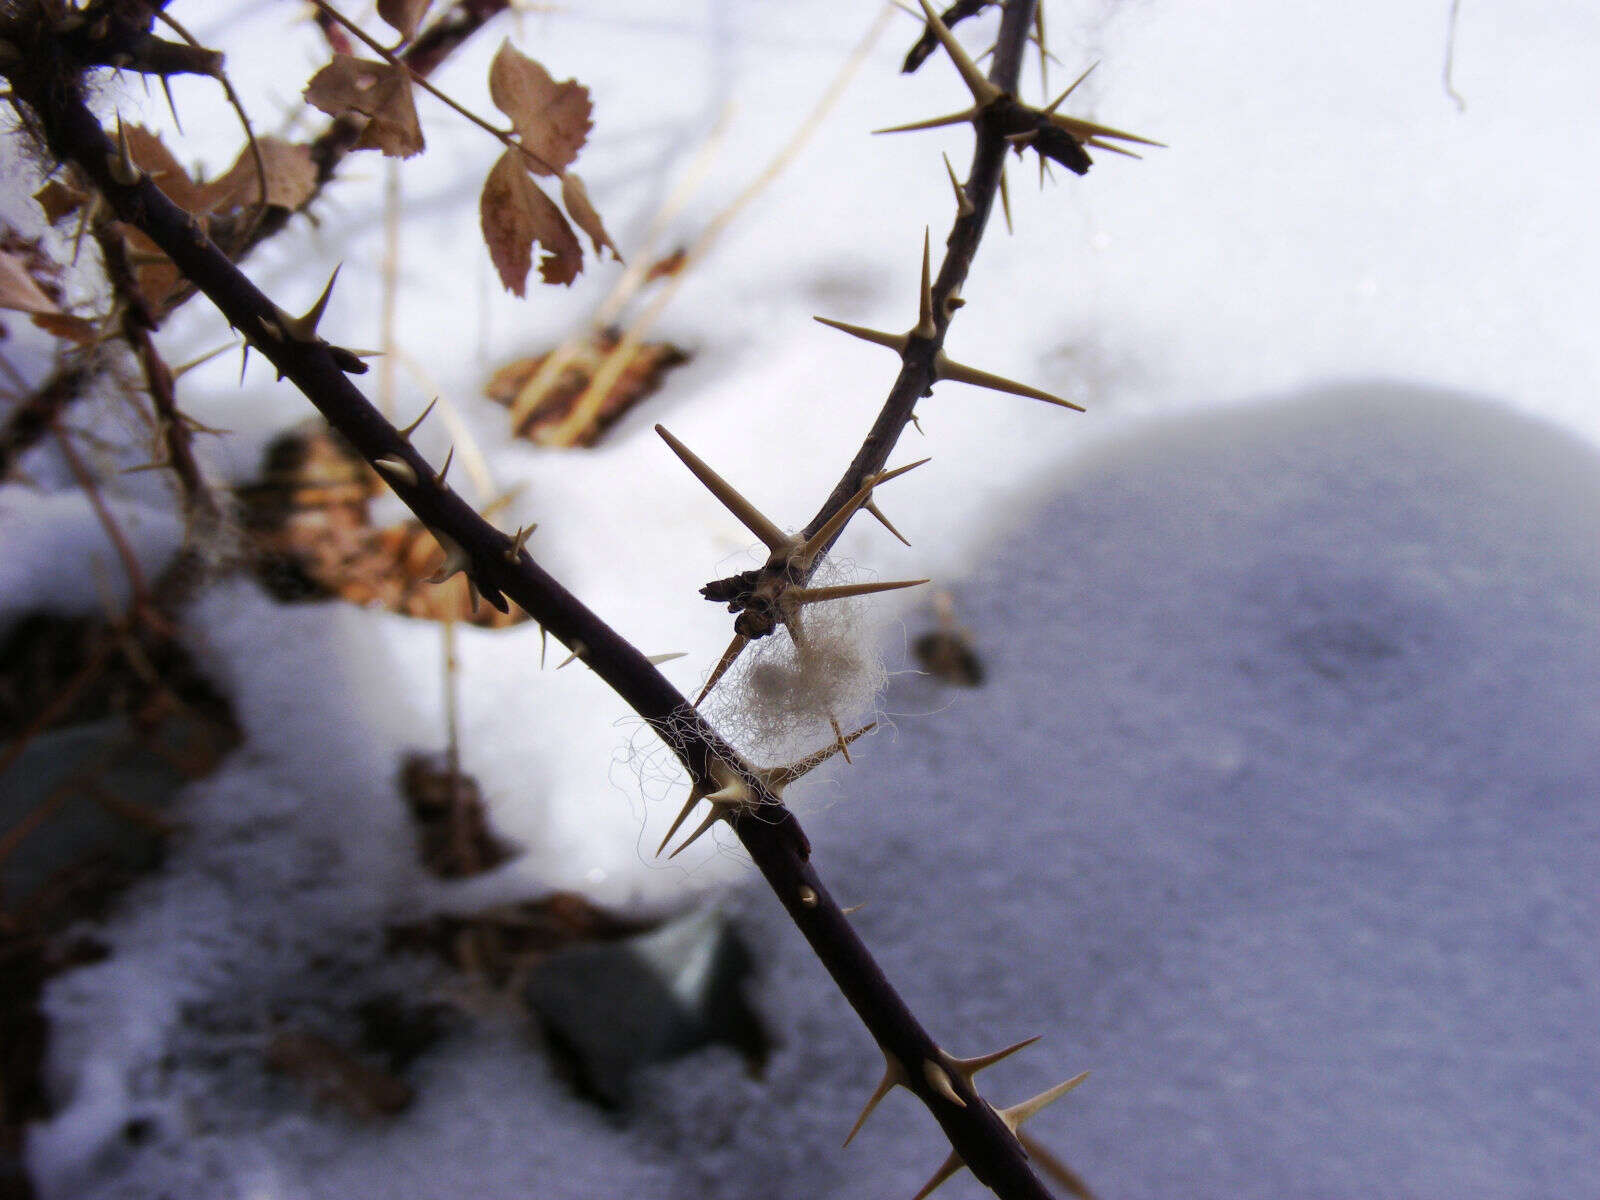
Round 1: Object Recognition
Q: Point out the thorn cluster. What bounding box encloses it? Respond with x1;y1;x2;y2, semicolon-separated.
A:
656;722;874;858
656;424;928;703
814;232;1083;412
879;0;1161;179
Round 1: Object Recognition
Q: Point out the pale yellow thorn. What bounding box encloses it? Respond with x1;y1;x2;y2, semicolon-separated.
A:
762;722;876;793
655;425;793;555
789;578;930;606
841;901;867;916
657;760;751;857
934;351;1085;411
646;651;687;665
1016;1131;1100;1200
999;163;1013;234
425;531;471;584
373;455;418;487
1046;111;1165;148
914;228;936;339
794;457;929;573
556;641;587;669
666;808;722;859
843;1053;906;1147
829;715;852;764
398;396;438;439
694;632;750;706
170;341;235;380
1042;62;1098;116
434;444;455;486
944;1034;1043;1085
922;1060;965;1108
539;625;549;669
997;1070;1091;1133
865;499;911;547
909;1151;963;1200
872;106;981;137
281;264;341;343
915;0;1001;106
942;153;974;217
1084;137;1144;159
505;523;537;560
812;315;910;354
107;114;142;185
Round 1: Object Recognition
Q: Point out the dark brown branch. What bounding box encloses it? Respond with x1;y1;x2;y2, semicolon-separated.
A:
6;25;1060;1197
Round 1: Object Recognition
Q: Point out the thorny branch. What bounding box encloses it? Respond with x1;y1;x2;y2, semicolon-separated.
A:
0;2;1090;1195
0;0;507;481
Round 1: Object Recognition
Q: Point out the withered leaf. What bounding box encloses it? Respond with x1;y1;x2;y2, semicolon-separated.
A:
304;55;425;158
201;137;317;212
480;149;581;294
487;40;591;177
377;0;433;43
123;124;210;213
559;172;619;261
34;180;87;225
0;247;95;344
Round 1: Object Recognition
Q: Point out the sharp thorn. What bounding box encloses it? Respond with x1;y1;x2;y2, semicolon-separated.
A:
871;107;980;136
556;641;586;669
841;901;866;916
763;723;876;793
864;499;910;546
1047;112;1165;148
1084;136;1143;159
999;163;1013;234
399;396;438;439
1043;63;1098;115
160;76;182;133
238;342;250;384
646;651;687;666
506;522;537;560
666;808;723;859
922;1060;965;1108
812;315;910;355
910;1151;963;1200
434;444;455;486
915;0;1002;105
107;114;142;185
934;351;1084;410
283;264;341;342
795;457;927;571
171;340;235;380
655;425;793;555
915;227;936;339
789;578;930;606
843;1054;905;1147
998;1070;1091;1131
539;625;549;669
942;152;974;217
945;1034;1043;1083
1015;1131;1100;1200
373;454;418;487
695;633;750;706
829;715;852;764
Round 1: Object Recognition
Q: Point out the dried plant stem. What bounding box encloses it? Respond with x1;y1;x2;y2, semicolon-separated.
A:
9;20;1060;1192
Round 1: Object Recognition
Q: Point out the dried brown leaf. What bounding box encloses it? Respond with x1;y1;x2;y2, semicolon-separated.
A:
487;40;591;177
377;0;433;43
0;248;62;318
303;55;424;158
479;149;581;294
34;180;87;225
201;137;318;213
123;124;209;212
559;172;619;261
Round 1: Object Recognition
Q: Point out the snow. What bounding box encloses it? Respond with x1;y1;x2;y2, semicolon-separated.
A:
4;1;1598;1197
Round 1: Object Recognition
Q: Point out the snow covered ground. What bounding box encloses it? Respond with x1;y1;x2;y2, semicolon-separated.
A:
4;1;1598;1197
